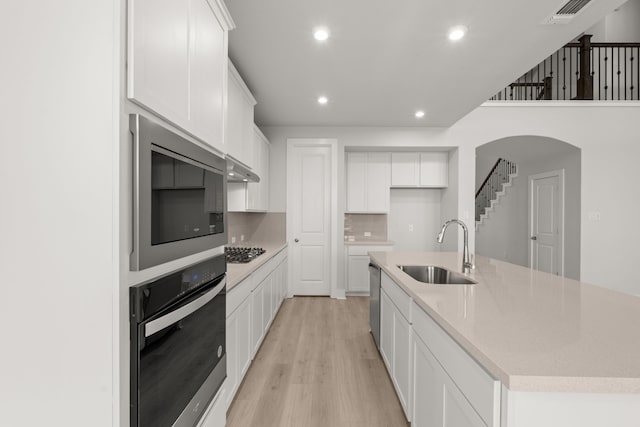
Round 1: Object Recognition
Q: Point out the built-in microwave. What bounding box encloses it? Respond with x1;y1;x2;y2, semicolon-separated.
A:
130;114;227;270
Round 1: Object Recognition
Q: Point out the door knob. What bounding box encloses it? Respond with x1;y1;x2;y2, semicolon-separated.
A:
294;238;299;243
531;236;537;240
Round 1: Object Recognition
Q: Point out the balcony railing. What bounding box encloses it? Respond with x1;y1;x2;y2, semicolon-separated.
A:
490;35;640;101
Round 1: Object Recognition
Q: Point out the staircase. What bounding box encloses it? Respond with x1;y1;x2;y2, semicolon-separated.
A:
475;158;517;229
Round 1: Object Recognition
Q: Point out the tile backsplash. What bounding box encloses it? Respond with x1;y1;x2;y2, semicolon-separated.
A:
227;212;286;245
344;213;387;242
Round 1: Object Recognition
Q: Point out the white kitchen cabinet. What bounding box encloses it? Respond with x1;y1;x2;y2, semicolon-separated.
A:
412;300;500;427
247;126;270;211
412;333;486;427
262;272;274;330
250;280;265;357
229;125;270;212
347;255;370;293
420;152;449;187
226;61;256;168
345;245;393;294
226;248;288;409
380;285;412;418
391;152;448;188
346;152;390;212
225;291;251;409
128;0;233;153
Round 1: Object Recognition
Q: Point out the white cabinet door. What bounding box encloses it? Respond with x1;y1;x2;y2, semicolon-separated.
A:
226;62;256;167
367;152;391;212
347;255;371;292
247;127;269;211
225;308;239;408
128;0;228;151
391;152;420;186
128;0;191;128
251;282;265;357
280;256;289;301
346;152;390;213
262;273;273;330
412;335;443;427
346;152;367;212
235;298;252;381
393;311;411;415
189;0;225;152
380;289;394;371
442;374;488;427
419;152;448;187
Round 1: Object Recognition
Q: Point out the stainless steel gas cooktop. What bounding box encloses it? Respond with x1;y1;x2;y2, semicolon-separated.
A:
224;247;266;264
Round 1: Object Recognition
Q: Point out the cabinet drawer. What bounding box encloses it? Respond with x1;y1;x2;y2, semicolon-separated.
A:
381;272;411;322
412;301;500;427
227;277;251;316
251;256;277;290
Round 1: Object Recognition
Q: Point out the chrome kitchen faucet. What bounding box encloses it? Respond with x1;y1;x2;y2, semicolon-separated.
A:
436;219;474;274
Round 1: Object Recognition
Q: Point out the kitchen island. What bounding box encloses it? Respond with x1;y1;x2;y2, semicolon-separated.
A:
369;251;640;427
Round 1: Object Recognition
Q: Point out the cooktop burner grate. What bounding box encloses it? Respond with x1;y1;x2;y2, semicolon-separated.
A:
224;246;266;263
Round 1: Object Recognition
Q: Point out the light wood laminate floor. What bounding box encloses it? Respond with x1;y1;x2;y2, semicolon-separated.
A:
227;297;410;427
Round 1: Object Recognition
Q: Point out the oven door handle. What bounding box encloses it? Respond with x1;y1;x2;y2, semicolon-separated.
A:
144;277;225;338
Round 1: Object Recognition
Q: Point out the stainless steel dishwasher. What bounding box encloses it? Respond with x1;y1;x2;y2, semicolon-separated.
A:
369;262;381;349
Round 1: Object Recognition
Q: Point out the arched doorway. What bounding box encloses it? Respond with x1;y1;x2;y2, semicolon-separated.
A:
475;136;581;280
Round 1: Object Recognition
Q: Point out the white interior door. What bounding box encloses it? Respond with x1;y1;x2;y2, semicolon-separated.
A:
288;141;333;295
529;170;564;276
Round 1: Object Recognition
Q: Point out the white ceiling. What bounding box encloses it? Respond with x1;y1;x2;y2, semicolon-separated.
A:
226;0;628;127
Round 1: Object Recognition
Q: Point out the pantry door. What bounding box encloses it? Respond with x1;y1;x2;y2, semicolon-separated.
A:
529;169;564;276
287;139;337;296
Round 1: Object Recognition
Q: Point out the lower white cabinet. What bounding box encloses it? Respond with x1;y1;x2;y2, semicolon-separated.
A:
412;334;487;427
380;287;411;419
345;245;393;293
225;248;289;410
251;280;265;356
380;272;499;426
225;295;251;409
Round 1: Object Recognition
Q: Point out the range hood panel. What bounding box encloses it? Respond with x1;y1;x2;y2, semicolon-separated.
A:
226;156;260;183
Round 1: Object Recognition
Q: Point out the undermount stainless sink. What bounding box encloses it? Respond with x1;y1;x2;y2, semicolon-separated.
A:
398;265;477;285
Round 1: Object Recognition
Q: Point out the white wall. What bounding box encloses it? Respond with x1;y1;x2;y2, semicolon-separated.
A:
264;102;640;295
0;1;120;426
587;0;640;42
388;189;442;251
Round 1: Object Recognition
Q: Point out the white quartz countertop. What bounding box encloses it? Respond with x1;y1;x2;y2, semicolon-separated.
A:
369;251;640;394
226;243;288;290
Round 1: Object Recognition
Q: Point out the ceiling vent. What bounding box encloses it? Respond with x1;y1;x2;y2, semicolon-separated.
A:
542;0;593;24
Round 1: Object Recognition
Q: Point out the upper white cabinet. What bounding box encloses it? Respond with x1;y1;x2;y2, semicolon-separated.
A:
128;0;234;153
229;126;270;212
226;61;256;168
391;152;448;187
247;126;270;211
346;152;390;212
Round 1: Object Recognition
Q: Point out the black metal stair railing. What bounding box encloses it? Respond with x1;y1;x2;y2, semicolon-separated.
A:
490;35;640;101
475;158;517;222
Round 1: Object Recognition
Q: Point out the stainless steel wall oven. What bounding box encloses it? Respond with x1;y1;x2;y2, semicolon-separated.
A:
130;254;226;427
130;114;227;270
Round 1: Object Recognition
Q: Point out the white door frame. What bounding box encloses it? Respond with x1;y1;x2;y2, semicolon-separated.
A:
286;138;339;298
529;169;565;276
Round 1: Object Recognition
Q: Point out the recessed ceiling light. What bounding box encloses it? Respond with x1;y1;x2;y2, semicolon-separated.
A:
242;179;248;182
318;96;328;105
448;25;468;42
415;110;425;118
314;28;329;41
228;172;235;176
